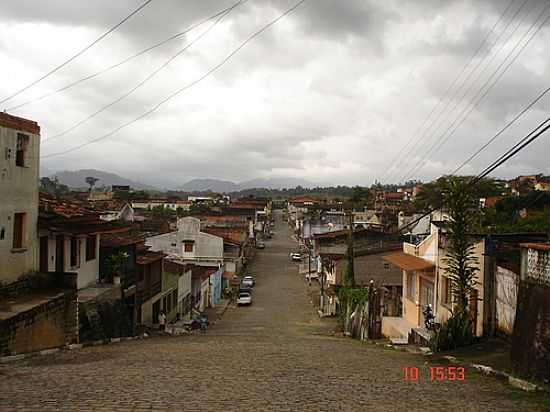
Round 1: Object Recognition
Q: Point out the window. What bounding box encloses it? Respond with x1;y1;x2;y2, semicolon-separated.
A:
70;237;80;268
442;276;452;305
184;242;194;252
15;134;29;167
383;262;390;270
406;271;416;301
12;213;25;249
86;235;97;261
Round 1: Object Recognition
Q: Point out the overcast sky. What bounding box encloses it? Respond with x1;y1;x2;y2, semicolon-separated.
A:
1;0;550;188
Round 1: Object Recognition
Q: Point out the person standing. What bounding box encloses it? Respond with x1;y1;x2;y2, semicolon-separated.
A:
158;310;166;332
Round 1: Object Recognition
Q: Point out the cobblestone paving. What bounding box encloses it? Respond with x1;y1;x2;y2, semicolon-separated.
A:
0;212;547;411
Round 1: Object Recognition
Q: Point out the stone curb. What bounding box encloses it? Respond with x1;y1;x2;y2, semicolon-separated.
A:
0;333;150;364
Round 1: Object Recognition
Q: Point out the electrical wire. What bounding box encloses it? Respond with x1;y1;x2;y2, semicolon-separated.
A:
6;0;245;112
0;0;155;106
380;0;518;184
450;86;550;175
398;115;550;234
399;1;550;183
40;0;308;159
41;4;238;144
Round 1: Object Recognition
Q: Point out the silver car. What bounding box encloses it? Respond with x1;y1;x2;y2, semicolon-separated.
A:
237;292;252;305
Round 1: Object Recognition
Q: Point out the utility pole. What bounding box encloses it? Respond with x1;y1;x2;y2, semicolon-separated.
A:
345;209;355;287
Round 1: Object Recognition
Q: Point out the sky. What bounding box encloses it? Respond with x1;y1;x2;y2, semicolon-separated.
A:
1;0;550;188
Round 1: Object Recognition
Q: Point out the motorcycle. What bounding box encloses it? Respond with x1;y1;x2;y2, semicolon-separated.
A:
423;304;436;331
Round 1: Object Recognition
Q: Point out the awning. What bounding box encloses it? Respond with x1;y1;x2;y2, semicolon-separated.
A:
383;252;435;271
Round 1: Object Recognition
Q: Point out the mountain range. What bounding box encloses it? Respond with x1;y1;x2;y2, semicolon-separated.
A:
48;169;157;191
44;169;317;192
179;177;316;192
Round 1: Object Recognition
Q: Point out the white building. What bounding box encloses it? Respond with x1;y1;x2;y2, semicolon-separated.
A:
146;217;224;267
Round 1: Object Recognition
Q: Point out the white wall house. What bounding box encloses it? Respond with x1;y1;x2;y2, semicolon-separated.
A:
146;217;224;266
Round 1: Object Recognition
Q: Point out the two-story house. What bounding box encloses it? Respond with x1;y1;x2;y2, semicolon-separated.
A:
0;113;78;355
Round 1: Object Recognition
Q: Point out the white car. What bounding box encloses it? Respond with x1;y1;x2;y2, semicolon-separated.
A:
306;272;319;281
290;253;302;261
237;292;252;305
242;275;255;287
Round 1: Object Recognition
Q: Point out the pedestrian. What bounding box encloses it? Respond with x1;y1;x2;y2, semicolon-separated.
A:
158;310;166;333
200;315;209;333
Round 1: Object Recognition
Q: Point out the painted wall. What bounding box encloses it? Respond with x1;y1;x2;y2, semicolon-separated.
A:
495;265;519;335
436;237;485;337
40;232;100;290
209;267;223;306
0;124;40;283
146;217;223;262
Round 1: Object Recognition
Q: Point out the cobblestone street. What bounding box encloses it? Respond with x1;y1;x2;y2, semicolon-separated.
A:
0;213;547;411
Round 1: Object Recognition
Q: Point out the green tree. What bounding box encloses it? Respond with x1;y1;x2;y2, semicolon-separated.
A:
414;175;501;211
85;176;100;193
443;178;479;314
40;177;69;197
431;177;478;351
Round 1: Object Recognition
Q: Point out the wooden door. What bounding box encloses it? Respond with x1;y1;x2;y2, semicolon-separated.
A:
39;236;49;272
55;236;64;272
469;289;479;336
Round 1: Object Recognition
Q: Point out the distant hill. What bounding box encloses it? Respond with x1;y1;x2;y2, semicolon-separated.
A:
178;177;317;193
179;178;240;193
238;177;315;190
51;169;157;190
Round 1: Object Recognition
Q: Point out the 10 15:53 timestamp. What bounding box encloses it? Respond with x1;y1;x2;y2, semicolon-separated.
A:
403;366;465;382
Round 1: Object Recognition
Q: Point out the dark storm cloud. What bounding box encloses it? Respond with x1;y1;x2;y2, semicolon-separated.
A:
2;0;550;186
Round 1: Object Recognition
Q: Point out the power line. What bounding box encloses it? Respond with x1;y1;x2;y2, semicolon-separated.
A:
450;86;550;175
40;0;308;159
396;0;534;183
0;0;155;106
472;117;550;183
6;1;245;112
399;1;550;183
41;3;239;144
398;115;550;234
380;0;518;184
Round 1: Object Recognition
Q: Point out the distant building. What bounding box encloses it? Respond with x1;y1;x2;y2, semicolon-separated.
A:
112;185;130;192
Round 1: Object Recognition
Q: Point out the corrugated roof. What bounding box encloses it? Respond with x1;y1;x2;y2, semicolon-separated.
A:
101;233;143;248
136;251;164;265
383;252;435;271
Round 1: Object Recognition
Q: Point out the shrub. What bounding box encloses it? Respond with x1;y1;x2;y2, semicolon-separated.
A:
429;311;474;352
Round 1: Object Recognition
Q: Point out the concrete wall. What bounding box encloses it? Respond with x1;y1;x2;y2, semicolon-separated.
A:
496;265;519;336
0;122;40;284
146;217;223;261
40;233;100;290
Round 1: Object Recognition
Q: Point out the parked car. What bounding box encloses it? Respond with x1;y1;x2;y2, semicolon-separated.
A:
290;253;302;261
306;272;319;281
239;285;253;295
237;292;252;305
242;275;255;287
256;242;266;249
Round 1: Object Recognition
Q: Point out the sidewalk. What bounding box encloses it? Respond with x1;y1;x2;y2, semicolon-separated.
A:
436;338;512;374
205;298;231;323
